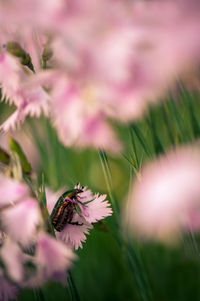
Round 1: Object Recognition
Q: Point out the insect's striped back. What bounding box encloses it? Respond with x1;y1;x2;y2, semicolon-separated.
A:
50;196;65;221
50;188;84;232
51;199;75;232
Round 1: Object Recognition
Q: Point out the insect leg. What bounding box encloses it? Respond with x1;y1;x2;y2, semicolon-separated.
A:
68;221;84;226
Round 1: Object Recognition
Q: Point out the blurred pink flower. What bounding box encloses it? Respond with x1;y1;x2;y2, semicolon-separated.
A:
0;268;18;301
0;53;50;132
0;0;64;31
126;146;200;242
1;0;200;150
47;184;112;249
35;232;75;279
51;0;200;122
0;174;29;209
51;76;122;152
0;53;24;106
1;239;24;282
1;198;42;246
37;0;200;147
0;109;26;132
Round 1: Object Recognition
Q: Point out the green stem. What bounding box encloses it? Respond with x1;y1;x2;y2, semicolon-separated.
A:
68;271;81;301
98;150;120;219
126;242;152;301
179;83;200;139
130;124;151;157
161;104;175;146
129;128;140;170
34;289;46;301
99;150;152;301
167;95;188;143
40;174;55;236
147;110;164;155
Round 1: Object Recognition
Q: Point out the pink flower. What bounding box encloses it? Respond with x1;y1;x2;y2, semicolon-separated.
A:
0;174;29;209
75;184;113;224
0;0;65;31
51;0;200;122
51;75;122;152
1;0;200;150
1;198;42;246
46;187;93;249
47;184;112;249
0;268;18;301
94;0;200;122
1;239;24;282
46;188;91;249
56;214;93;250
126;146;200;242
0;53;50;132
0;109;26;132
35;232;75;279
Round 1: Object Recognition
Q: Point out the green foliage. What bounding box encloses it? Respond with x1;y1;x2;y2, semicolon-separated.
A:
0;146;10;165
9;136;32;175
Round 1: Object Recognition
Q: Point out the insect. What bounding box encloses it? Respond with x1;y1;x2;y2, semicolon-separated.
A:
50;188;84;232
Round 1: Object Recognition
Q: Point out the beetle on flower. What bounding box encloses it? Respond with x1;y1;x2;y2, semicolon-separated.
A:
47;184;113;249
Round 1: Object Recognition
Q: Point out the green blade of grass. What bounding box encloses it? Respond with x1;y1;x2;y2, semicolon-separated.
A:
98;150;120;218
126;242;152;301
67;271;81;301
161;103;175;146
34;289;46;301
0;147;10;165
129;128;140;170
147;109;164;155
99;150;152;301
167;95;188;143
130;124;151;157
39;174;55;236
9;136;32;175
179;83;200;139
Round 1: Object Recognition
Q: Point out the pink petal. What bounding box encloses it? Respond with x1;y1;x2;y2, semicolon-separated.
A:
0;175;29;208
0;52;50;132
1;198;41;246
0;268;18;301
22;85;50;118
0;107;26;132
56;213;93;250
76;185;93;203
1;239;24;282
0;53;24;106
77;114;122;152
36;232;75;277
51;78;122;152
127;146;200;241
82;194;113;224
